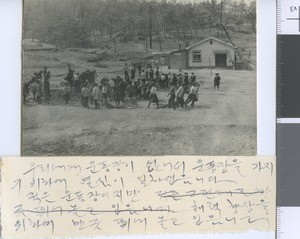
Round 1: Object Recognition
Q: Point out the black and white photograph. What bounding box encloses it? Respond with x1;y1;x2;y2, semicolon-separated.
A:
22;0;257;156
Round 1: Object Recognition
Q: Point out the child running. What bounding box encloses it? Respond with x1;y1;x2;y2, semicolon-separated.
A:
185;82;198;107
175;84;185;108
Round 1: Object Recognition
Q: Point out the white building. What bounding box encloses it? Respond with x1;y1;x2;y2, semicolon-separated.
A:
169;37;236;69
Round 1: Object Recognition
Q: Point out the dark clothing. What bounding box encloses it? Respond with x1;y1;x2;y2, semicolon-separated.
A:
124;71;129;81
168;94;176;109
66;70;74;87
119;81;126;101
184;75;189;86
115;84;122;106
214;76;221;90
175;97;184;108
190;75;196;85
83;96;89;108
168;85;176;108
148;94;159;108
63;93;70;105
102;93;107;105
173;76;178;86
148;86;159;108
149;69;154;79
23;83;29;104
185;94;198;107
155;70;159;79
131;69;135;80
44;80;50;104
94;100;100;109
74;79;80;94
127;84;135;98
149;93;158;104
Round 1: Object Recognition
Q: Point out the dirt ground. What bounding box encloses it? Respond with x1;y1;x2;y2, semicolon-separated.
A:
22;51;256;156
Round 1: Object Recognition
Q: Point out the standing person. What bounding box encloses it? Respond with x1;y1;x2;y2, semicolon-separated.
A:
178;73;184;86
175;84;185;108
23;82;30;104
101;82;108;106
67;64;72;72
109;78;115;101
37;70;43;80
189;72;196;85
140;69;146;81
106;79;112;101
155;67;159;80
126;81;136;99
164;73;169;89
149;67;154;79
114;81;122;106
43;66;48;78
124;63;129;81
74;73;80;95
172;74;178;87
31;79;38;102
147;84;159;109
62;82;71;105
184;72;189;86
66;69;75;88
81;84;90;109
168;73;172;87
136;80;142;100
92;83;101;110
89;83;94;104
119;78;126;103
43;71;51;104
214;73;221;90
130;63;135;80
185;82;198;107
141;80;147;100
160;74;166;89
167;82;176;109
137;63;142;76
36;80;43;104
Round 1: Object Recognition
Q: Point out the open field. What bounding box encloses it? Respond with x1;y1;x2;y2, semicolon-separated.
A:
22;49;256;156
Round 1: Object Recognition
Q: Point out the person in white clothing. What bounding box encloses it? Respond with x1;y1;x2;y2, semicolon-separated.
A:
92;83;101;109
147;84;159;109
185;82;199;107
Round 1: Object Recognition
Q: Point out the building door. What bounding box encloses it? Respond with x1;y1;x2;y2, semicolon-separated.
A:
215;54;227;68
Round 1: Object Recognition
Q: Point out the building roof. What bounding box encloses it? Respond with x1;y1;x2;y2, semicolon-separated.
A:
185;37;234;50
152;51;171;55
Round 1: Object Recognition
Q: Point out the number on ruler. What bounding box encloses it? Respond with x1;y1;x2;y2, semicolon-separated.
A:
290;6;297;12
287;6;300;32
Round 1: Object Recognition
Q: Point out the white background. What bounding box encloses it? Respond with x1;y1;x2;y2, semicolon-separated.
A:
0;0;277;238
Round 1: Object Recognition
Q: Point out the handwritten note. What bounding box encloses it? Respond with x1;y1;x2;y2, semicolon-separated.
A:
1;156;275;238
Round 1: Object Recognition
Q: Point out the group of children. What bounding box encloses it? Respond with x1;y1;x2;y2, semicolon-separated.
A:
24;63;222;111
23;67;51;104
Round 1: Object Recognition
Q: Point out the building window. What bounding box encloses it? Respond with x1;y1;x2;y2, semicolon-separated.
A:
192;51;202;62
210;40;213;45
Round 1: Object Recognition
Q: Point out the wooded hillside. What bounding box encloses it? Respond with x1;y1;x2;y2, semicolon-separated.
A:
24;0;256;50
